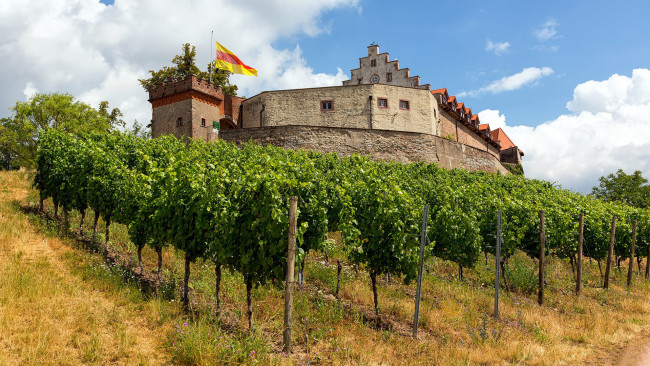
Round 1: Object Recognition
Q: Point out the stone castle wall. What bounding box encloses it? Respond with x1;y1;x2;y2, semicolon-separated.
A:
220;125;509;174
241;84;439;135
438;109;499;158
151;99;193;140
500;146;522;165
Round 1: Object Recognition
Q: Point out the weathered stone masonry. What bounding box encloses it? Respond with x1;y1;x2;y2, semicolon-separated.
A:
149;75;244;141
220;125;509;174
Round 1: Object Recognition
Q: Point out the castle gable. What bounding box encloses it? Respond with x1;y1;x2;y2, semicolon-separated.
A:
342;45;430;90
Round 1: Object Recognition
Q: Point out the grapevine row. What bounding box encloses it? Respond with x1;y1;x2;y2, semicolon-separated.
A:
34;130;650;325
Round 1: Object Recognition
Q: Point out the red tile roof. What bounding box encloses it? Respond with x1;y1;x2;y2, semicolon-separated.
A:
430;87;520;153
491;128;522;154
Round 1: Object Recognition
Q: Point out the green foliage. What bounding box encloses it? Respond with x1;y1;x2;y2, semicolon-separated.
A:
505;252;538;294
34;130;650;325
126;120;151;139
592;169;650;209
345;163;421;284
0;93;122;168
138;43;238;95
504;163;524;176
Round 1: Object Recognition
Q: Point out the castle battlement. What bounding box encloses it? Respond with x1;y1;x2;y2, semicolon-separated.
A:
148;75;223;102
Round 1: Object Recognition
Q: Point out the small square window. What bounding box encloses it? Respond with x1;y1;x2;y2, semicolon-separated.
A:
386;72;392;82
176;117;183;127
400;100;410;110
321;100;334;111
370;59;377;67
377;98;388;108
201;118;206;127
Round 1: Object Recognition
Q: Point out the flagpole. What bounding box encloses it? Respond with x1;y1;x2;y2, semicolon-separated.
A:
210;30;214;84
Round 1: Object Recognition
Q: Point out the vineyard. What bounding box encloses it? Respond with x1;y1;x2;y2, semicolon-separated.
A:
30;129;650;364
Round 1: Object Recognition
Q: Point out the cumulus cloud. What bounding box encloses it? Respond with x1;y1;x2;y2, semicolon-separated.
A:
478;69;650;193
477;109;507;130
485;40;510;55
459;67;553;97
534;18;559;41
0;0;359;126
23;82;38;100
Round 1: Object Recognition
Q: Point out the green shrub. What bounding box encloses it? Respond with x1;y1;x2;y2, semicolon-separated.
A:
506;252;537;295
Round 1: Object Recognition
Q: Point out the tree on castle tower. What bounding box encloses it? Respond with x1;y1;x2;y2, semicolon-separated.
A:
138;43;238;95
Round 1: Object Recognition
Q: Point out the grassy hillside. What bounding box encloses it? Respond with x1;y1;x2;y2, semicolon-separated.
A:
2;170;650;365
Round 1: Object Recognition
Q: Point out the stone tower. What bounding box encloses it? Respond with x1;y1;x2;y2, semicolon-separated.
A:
148;75;244;141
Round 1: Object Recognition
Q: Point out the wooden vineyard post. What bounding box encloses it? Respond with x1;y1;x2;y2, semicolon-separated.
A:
576;212;584;295
283;196;298;353
413;205;429;338
627;220;637;287
647;229;650;280
538;210;545;306
604;216;617;289
335;260;342;298
495;209;502;318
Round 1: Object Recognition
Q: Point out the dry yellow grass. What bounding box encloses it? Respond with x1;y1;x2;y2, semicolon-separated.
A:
2;170;650;365
0;170;172;365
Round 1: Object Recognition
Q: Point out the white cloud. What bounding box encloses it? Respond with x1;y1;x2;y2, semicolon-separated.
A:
0;0;359;126
23;82;38;100
477;109;507;130
485;40;510;55
478;69;650;193
534;18;559;41
533;45;559;52
459;67;553;97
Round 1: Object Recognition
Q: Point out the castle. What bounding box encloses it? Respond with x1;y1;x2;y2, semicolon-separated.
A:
148;45;523;174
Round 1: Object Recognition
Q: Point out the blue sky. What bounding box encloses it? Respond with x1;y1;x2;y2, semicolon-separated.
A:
274;0;650;127
1;0;649;192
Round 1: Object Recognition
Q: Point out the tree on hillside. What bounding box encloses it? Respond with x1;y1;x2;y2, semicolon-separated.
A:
591;169;650;209
138;43;238;95
0;93;123;168
0;121;19;170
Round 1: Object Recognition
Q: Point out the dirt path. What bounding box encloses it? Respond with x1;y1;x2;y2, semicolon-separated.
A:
614;334;650;366
0;171;171;365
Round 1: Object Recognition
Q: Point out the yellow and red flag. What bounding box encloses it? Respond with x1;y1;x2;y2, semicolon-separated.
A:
215;41;257;77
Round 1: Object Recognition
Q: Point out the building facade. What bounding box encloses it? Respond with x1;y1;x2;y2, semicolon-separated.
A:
148;45;523;174
149;75;244;141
